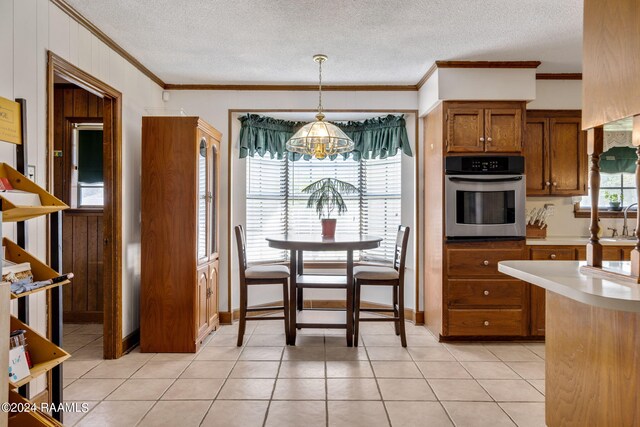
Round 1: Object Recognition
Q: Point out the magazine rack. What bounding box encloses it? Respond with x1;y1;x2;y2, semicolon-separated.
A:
1;98;69;424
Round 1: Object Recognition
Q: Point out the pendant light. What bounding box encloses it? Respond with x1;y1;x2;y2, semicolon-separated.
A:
286;55;355;159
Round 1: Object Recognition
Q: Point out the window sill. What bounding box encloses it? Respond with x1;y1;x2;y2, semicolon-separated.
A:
574;205;637;219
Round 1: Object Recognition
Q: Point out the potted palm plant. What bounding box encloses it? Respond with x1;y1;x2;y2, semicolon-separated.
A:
302;178;359;237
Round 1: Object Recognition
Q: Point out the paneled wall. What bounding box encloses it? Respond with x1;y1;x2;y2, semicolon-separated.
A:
0;0;164;378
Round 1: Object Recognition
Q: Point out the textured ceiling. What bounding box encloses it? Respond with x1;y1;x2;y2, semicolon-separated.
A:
65;0;583;85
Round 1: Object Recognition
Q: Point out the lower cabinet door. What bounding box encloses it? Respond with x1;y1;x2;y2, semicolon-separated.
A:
197;264;209;338
207;260;219;327
448;309;526;336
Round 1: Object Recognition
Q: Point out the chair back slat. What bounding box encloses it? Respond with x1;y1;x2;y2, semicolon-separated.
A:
393;225;410;274
235;225;248;279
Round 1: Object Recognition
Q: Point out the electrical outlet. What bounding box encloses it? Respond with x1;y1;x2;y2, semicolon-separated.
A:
544;203;555;216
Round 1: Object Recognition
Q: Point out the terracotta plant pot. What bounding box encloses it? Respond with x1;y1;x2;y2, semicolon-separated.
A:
321;219;337;238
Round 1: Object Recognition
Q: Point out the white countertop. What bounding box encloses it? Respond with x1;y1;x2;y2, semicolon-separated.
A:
526;237;637;246
499;260;640;313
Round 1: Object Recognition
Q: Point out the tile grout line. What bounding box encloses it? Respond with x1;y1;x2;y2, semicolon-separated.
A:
362;339;394;427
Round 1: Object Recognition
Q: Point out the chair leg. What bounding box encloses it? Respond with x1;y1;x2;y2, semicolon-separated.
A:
353;281;361;347
237;283;247;347
398;284;407;348
282;281;290;344
393;283;400;336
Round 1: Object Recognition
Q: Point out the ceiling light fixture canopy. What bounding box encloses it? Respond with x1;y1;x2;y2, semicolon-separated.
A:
286;55;355;160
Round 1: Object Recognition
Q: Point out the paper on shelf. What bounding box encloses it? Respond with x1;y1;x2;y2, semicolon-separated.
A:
0;189;41;206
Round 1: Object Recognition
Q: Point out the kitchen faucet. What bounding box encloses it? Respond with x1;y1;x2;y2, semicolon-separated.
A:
622;203;638;237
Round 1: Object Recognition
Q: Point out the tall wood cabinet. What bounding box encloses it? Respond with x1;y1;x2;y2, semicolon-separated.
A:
141;117;221;353
524;110;587;196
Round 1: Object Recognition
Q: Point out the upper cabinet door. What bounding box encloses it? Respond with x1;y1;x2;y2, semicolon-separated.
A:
446;108;485;152
524;118;550;195
197;134;208;264
208;138;220;260
549;117;587;196
484;109;522;152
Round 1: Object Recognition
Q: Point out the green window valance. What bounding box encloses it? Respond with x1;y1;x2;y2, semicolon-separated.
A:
600;146;637;174
238;114;412;161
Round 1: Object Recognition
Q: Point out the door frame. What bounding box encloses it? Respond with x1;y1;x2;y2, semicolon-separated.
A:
47;51;123;359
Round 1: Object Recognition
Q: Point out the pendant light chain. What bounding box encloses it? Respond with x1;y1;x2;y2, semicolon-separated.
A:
317;57;323;115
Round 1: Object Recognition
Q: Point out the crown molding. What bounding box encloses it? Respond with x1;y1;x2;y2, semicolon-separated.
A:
164;83;417;91
536;73;582;80
50;0;165;88
416;63;438;90
435;60;542;69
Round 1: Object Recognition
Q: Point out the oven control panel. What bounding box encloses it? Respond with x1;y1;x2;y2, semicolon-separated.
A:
445;156;525;175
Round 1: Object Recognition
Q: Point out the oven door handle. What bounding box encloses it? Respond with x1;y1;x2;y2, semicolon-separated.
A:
447;176;523;183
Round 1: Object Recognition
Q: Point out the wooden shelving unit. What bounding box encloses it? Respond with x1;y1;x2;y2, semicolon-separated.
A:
7;390;63;427
1;98;70;424
0;163;67;223
3;239;70;300
8;317;70;389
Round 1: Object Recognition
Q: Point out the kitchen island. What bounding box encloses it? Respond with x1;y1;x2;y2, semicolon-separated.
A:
499;260;640;427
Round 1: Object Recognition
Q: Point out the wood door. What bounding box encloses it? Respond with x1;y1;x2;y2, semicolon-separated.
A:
207;261;219;327
549;117;587;196
484;108;522;152
446;108;485;152
524;118;550;195
529;247;575;336
196;264;209;338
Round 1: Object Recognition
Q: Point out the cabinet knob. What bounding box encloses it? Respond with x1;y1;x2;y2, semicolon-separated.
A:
482;260;489;266
487;137;492;142
483;290;490;296
545;181;551;187
480;137;485;142
552;182;557;186
550;254;557;260
483;321;490;326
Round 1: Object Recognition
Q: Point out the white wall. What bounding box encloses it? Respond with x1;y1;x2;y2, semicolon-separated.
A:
0;0;164;368
526;79;582;110
166;90;421;313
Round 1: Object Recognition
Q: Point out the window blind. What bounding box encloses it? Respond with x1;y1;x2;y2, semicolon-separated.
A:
246;154;402;264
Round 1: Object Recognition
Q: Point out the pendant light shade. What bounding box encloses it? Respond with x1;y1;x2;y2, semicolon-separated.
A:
286;55;355;159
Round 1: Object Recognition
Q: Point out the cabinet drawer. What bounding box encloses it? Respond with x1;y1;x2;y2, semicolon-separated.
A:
447;248;524;277
448;309;525;336
530;247;575;260
448;280;525;307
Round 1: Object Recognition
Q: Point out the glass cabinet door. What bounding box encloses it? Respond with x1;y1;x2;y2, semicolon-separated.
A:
197;136;208;262
209;142;219;258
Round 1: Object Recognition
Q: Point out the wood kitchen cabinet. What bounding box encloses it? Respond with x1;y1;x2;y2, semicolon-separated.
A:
444;240;528;337
524;110;587;196
141;116;221;353
446;102;524;153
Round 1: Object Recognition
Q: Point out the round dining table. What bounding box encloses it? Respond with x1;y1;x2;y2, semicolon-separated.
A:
266;234;382;346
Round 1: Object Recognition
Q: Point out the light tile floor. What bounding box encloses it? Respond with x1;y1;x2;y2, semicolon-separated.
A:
61;321;546;426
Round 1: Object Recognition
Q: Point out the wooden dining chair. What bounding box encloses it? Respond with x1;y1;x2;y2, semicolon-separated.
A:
235;225;290;346
353;226;410;347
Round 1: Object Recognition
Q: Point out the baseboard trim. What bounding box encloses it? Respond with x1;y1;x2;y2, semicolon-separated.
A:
219;311;233;324
222;300;424;324
121;328;140;354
